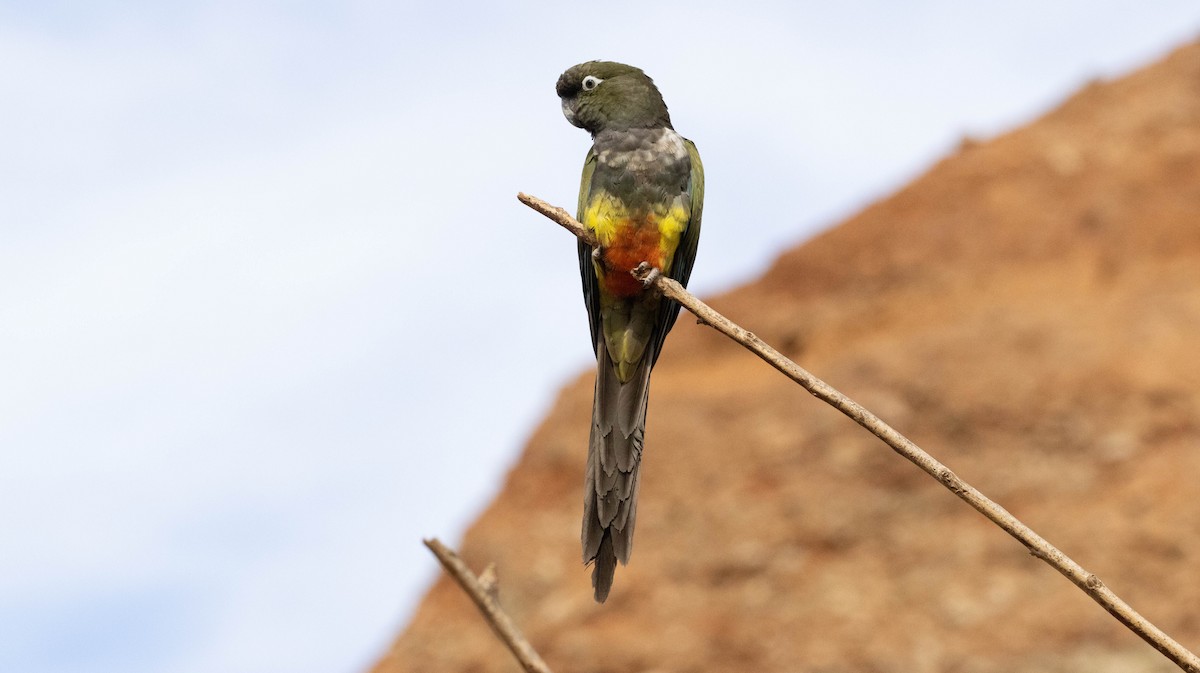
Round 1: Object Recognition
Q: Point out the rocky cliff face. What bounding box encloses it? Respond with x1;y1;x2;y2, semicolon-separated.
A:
376;42;1200;673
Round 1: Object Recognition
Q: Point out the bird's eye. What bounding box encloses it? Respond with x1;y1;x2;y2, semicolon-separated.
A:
581;75;602;91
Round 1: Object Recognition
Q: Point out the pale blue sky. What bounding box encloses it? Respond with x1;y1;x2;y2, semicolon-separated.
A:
2;3;1198;673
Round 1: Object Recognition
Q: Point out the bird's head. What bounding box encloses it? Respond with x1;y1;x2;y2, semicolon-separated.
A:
556;61;672;136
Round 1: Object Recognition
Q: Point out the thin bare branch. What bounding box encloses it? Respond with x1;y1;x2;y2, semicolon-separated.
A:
518;192;598;247
517;192;1200;673
423;538;553;673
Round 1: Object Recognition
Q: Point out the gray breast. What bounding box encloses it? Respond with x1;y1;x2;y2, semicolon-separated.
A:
592;128;691;207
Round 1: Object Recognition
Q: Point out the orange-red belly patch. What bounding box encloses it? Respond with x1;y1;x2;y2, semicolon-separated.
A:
598;218;666;298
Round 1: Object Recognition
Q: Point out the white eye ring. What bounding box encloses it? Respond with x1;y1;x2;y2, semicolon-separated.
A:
581;75;602;91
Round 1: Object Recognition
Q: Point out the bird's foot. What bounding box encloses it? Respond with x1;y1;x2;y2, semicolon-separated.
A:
633;262;663;293
591;245;609;272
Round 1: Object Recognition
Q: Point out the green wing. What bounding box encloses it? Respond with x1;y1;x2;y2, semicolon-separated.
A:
673;139;704;289
650;138;704;357
576;148;602;355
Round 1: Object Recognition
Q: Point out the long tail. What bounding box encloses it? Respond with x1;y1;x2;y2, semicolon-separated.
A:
581;345;652;602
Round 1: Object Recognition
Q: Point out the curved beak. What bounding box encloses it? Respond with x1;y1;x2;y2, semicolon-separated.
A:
560;97;583;129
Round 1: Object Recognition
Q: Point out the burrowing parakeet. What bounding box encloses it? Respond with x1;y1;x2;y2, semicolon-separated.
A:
556;61;704;602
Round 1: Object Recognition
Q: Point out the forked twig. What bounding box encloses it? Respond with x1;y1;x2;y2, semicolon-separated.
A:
516;191;1200;673
423;538;553;673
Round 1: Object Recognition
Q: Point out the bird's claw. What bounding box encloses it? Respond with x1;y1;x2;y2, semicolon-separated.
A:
634;262;662;290
591;245;608;272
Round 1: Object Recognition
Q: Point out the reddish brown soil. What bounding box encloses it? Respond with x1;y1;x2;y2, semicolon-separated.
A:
376;42;1200;673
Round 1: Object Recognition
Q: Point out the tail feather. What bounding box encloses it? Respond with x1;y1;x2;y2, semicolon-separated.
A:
582;346;652;603
591;533;617;602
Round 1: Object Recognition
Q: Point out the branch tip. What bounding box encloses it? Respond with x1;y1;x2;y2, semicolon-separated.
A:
423;538;553;673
